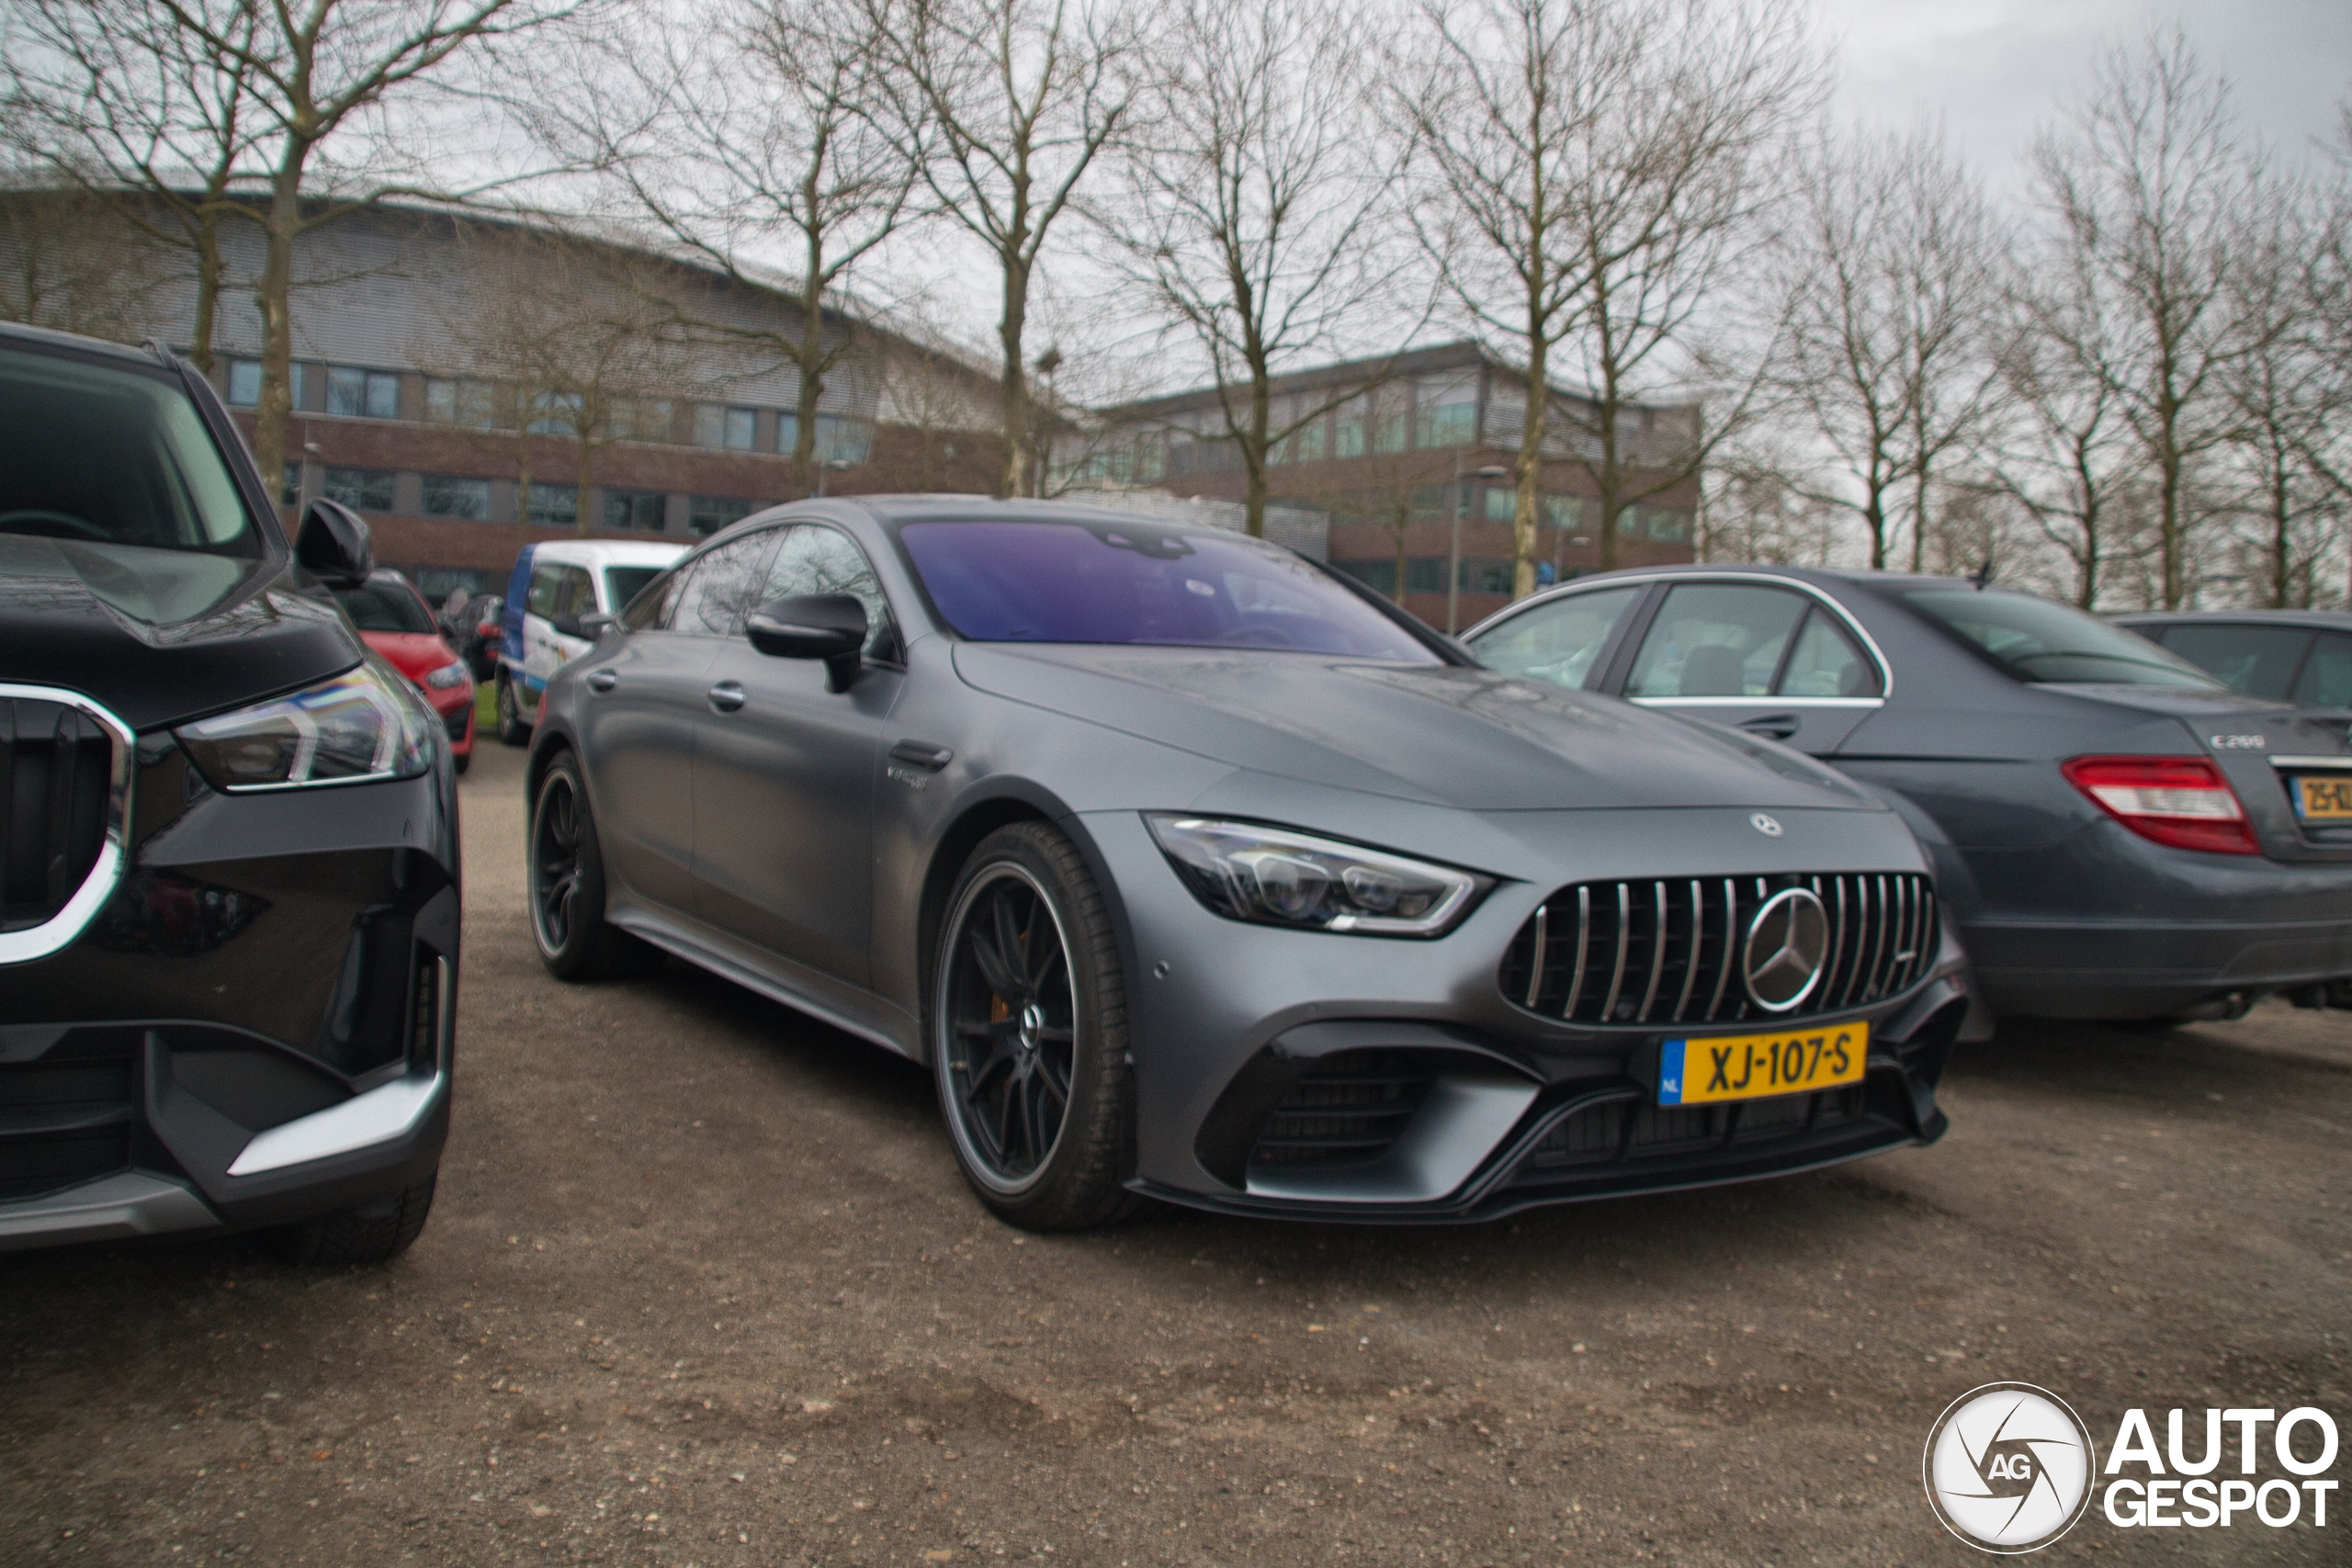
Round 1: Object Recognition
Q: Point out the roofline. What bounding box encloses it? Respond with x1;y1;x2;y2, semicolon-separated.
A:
1103;337;1699;422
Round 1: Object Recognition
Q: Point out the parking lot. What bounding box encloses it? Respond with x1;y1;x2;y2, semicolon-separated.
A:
0;738;2345;1566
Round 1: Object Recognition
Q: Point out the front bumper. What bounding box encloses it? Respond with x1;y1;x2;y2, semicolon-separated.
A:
0;741;459;1251
1080;807;1969;1222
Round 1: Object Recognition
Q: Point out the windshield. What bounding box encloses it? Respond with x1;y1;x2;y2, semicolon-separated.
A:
0;344;256;553
605;565;663;614
334;579;438;635
1903;588;2223;688
899;519;1441;660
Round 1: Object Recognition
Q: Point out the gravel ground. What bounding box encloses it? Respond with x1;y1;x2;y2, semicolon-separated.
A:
3;739;2346;1566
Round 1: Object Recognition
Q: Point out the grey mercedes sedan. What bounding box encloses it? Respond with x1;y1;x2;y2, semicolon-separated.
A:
526;501;1972;1229
1465;565;2352;1024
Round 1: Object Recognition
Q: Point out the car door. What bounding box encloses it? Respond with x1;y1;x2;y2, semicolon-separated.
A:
1614;579;1884;754
691;524;903;987
571;547;752;914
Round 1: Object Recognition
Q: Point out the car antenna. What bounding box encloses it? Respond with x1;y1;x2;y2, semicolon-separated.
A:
1968;558;1995;591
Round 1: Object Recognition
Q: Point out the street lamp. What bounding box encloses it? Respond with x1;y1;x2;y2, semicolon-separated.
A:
1449;452;1513;635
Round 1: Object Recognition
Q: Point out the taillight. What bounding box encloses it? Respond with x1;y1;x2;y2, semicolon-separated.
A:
2060;755;2258;855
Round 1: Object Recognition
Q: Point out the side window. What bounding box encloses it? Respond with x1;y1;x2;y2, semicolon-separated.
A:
2291;633;2352;708
1469;587;1641;691
526;563;564;618
1626;583;1808;698
761;525;899;660
669;530;784;637
622;568;676;630
2163;624;2312;699
1779;609;1882;698
554;566;596;620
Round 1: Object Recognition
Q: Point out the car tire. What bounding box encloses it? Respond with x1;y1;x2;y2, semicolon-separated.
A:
495;673;531;746
271;1171;436;1266
528;752;660;981
453;750;470;776
932;822;1139;1232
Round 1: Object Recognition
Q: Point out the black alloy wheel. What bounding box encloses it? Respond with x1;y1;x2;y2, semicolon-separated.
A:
527;753;654;981
933;823;1136;1230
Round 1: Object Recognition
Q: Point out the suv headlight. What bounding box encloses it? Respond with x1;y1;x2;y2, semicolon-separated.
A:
176;660;437;791
1145;816;1489;937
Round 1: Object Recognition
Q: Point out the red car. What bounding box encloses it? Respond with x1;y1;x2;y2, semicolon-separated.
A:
332;570;476;773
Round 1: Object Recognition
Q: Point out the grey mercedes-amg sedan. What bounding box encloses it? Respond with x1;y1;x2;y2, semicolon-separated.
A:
526;499;1973;1229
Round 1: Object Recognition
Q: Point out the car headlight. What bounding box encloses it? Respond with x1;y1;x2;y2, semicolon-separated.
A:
422;661;470;691
176;660;437;791
1144;815;1489;937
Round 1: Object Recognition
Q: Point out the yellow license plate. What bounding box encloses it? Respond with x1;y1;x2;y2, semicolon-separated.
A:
2295;776;2352;820
1659;1023;1869;1106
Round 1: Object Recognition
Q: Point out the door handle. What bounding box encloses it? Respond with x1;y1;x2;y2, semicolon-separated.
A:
707;681;746;713
1738;713;1801;741
888;739;955;772
585;669;617;693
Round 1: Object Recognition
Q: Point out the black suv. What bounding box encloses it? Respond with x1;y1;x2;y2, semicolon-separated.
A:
0;321;458;1264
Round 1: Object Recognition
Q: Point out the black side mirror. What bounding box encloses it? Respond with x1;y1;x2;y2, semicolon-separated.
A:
548;612;585;639
747;593;867;693
579;610;617;637
295;498;373;588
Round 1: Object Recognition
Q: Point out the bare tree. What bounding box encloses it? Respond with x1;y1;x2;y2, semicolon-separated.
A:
419;223;695;537
152;0;588;496
1112;0;1412;536
0;187;177;339
4;0;271;369
539;0;922;501
875;0;1142;497
2030;27;2258;609
1777;122;2006;571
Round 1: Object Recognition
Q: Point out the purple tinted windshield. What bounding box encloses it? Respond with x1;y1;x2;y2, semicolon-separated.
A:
899;520;1440;660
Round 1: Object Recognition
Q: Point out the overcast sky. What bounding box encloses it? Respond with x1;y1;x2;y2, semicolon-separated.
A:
1809;0;2350;186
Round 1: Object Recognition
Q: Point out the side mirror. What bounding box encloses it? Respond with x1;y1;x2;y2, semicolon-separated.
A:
579;610;617;637
746;593;867;693
548;612;585;639
295;498;373;588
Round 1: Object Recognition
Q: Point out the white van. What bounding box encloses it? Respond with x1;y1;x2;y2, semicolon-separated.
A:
495;538;686;743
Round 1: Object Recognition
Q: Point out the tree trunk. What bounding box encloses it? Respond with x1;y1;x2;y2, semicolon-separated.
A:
1242;376;1271;539
188;216;224;375
792;236;827;501
1392;508;1408;605
252;165;305;511
998;252;1032;499
1515;349;1549;596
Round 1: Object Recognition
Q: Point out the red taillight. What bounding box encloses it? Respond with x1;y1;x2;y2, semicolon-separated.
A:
2060;755;2259;855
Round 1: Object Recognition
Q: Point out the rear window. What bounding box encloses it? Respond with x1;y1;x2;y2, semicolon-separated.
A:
334;580;436;635
605;565;663;613
1903;589;2223;689
0;344;256;553
899;519;1439;660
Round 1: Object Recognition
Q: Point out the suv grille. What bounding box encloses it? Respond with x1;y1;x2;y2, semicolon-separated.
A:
1249;1050;1436;1171
2;695;116;936
1498;873;1937;1027
1520;1084;1869;1171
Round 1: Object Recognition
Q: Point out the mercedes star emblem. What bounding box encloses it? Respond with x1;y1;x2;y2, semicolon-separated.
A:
1743;886;1830;1012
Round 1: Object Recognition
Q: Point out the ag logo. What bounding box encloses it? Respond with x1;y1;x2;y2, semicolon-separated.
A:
1923;1382;2097;1553
1749;813;1783;837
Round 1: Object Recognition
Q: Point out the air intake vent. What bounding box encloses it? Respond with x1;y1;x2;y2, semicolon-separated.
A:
1248;1050;1436;1171
2;694;117;937
1498;874;1936;1027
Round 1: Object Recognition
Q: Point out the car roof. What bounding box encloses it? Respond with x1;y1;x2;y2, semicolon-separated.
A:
0;318;175;368
2110;608;2352;630
840;494;1290;534
526;539;688;567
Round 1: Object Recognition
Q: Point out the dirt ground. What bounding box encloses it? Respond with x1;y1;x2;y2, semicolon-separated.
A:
3;739;2347;1566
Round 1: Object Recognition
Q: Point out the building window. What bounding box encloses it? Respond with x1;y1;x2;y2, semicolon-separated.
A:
281;461;301;505
1484;484;1515;522
1417;401;1476;448
1629;505;1692;543
1543;495;1584;533
610;398;673;442
1291;422;1327;463
1332;415;1364;458
1372;411;1408;455
526;481;579;527
426;378;500;428
322;466;395;512
326;366;400;420
688;495;753;536
695;405;758;450
604;488;667;532
1459;557;1512;593
423;475;492;520
1404;558;1446;593
230;359;305;409
526;389;584;437
1333;558;1397;594
814;414;871;464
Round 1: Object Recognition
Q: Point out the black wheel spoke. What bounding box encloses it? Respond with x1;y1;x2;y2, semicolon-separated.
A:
993;891;1030;994
941;865;1082;1191
967;923;1022;1000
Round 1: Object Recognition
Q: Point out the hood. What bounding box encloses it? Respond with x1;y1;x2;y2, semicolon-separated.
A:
0;536;358;731
363;630;462;681
953;644;1880;811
